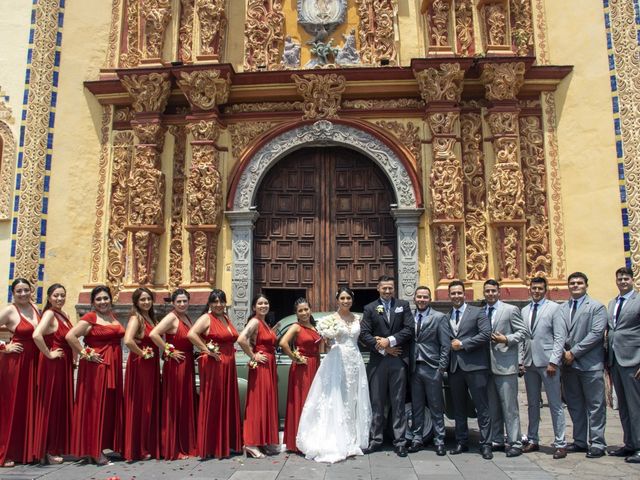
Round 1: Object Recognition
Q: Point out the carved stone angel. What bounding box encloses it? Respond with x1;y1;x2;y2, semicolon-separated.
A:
336;29;360;65
281;36;301;68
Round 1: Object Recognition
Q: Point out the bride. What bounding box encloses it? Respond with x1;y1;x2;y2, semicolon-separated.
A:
296;287;372;463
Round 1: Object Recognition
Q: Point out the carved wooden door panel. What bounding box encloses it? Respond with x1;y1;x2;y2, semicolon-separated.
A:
253;147;396;315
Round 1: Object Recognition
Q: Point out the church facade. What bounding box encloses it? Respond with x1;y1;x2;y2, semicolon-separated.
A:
0;0;635;323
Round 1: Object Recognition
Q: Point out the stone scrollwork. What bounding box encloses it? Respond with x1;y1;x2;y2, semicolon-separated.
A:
435;224;459;280
292;73;346;120
243;0;285;71
375;120;423;177
343;98;425;110
426;0;452;50
178;0;195;63
167;126;187;289
480;62;526;101
454;0;474;56
177;70;231;111
141;0;172;61
355;0;398;65
120;72;171;113
485;3;507;46
414;63;465;103
510;0;534;56
228;121;278;161
500;226;522;279
487;157;525;221
0;95;16;220
196;0;227;60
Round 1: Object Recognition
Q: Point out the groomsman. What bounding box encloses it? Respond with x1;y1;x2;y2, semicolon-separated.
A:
483;280;528;457
408;286;450;456
360;275;414;457
447;280;493;459
607;267;640;463
521;276;568;459
560;272;608;458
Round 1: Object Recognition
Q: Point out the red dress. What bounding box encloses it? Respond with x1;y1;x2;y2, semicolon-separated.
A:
123;319;160;461
33;310;73;460
243;318;279;446
71;312;125;459
197;314;242;458
161;314;197;460
283;324;321;452
0;305;39;464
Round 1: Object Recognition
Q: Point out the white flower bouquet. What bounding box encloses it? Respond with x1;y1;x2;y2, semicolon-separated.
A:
316;314;342;340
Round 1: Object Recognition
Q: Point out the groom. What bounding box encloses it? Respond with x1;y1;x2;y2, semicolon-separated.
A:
360;275;414;457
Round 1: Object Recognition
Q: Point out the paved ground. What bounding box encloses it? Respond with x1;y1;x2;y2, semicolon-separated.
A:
3;383;639;480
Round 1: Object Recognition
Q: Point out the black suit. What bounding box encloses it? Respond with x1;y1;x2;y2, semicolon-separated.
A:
448;304;492;446
360;298;414;447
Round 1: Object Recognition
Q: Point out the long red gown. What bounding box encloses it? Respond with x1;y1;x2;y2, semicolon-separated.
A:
123;320;160;461
33;310;73;460
71;312;125;459
283;324;321;452
0;305;39;465
243;318;279;446
161;313;197;460
197;313;242;458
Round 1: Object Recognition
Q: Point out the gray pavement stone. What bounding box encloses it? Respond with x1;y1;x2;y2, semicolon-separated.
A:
409;458;460;476
370;467;418;480
227;471;278;480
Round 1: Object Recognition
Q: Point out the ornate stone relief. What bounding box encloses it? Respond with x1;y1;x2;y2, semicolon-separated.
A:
342;98;425;110
355;0;398;65
196;0;227;60
425;0;453;54
243;0;285;71
0;92;16;220
510;0;534;56
375;120;423;177
485;3;507;46
480;62;526;101
414;62;465;103
104;0;122;67
224;101;303;113
292;73;346;120
532;0;549;65
168;126;187;289
177;69;231;111
228;121;278;161
120;72;171;113
454;0;474;56
178;0;195;62
120;0;172;66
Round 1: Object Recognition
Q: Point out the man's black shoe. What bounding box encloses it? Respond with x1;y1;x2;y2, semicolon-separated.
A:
585;447;605;458
449;444;468;455
608;446;634;457
506;447;522;458
364;443;382;454
407;442;422;453
491;443;505;452
625;451;640;463
481;445;494;460
395;445;408;457
565;443;587;453
435;445;446;456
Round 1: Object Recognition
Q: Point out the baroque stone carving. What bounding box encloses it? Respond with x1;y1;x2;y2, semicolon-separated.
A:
196;0;227;59
392;209;424;300
485;3;507;46
121;72;171;113
414;63;465;103
454;0;474;56
228;121;278;160
104;0;122;67
510;0;534;56
342;98;425;109
533;0;550;65
500;226;522;279
225;101;304;113
177;70;231;111
168;126;187;289
292;73;346;120
244;0;285;71
427;0;452;48
120;0;141;67
336;29;361;65
375;120;422;176
141;0;172;60
435;224;459;280
0;94;17;220
487;142;525;221
355;0;398;65
480;62;526;101
281;36;301;69
178;0;195;62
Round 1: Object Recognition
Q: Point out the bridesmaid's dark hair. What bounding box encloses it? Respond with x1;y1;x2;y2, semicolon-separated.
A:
202;289;227;315
11;277;32;293
43;283;66;312
171;288;190;303
247;293;269;322
90;285;113;305
335;286;355;299
132;287;157;339
294;297;316;326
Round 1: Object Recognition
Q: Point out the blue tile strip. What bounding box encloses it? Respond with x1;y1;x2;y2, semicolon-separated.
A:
9;0;66;303
603;0;632;269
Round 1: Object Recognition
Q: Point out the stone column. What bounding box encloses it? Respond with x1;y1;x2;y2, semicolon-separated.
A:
225;210;259;328
391;208;424;302
119;72;171;285
480;61;527;291
422;0;455;56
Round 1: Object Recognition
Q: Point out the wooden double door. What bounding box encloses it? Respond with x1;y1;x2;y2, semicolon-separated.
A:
253;147;397;319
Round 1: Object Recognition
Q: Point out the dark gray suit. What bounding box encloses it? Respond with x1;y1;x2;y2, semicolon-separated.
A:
448;304;492;446
360;298;414;447
521;299;567;447
560;295;608;450
410;307;451;446
607;291;640;451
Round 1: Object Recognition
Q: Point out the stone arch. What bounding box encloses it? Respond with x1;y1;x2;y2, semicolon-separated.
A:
225;119;423;325
0;121;16;220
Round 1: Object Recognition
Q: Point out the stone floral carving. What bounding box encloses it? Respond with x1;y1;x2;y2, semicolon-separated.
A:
487;146;525;221
168;126;187;289
141;0;172;60
0;96;17;220
120;72;171;113
510;0;534;56
196;0;227;59
435;224;459;280
177;70;231;111
414;63;465;103
229;121;278;160
292;73;346;120
120;0;141;67
454;0;474;56
104;0;122;68
244;0;285;71
375;120;422;176
342;98;425;109
355;0;398;65
225;101;304;113
485;3;507;46
501;226;521;279
178;0;195;62
480;62;526;101
428;0;451;47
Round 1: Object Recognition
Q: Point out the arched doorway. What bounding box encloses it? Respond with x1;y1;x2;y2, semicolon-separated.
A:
253;147;397;320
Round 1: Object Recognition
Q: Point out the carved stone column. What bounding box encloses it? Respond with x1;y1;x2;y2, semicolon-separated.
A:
421;0;455;56
414;62;466;297
355;0;398;65
391;208;424;302
225;210;260;328
120;0;173;67
243;0;285;71
119;72;171;285
194;0;227;62
481;61;527;289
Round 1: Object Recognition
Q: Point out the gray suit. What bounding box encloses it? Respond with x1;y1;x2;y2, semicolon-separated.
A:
410;308;450;446
521;299;567;447
560;295;608;450
607;291;640;451
486;301;528;448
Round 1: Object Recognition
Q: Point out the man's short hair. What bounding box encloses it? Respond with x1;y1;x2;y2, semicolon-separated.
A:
448;279;465;291
530;276;548;289
483;279;500;289
414;285;432;297
378;274;395;283
615;266;634;277
568;271;589;284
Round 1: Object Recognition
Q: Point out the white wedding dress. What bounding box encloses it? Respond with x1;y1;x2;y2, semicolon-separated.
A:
296;314;372;463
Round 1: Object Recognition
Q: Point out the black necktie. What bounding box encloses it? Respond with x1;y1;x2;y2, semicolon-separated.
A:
455;309;461;325
531;303;539;331
570;299;577;323
614;297;625;326
488;306;495;323
416;313;423;336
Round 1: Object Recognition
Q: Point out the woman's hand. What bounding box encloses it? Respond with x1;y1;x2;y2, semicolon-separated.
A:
47;347;65;360
3;341;23;354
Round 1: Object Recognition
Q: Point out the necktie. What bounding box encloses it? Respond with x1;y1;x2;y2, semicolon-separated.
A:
530;303;539;331
570;299;577;323
488;306;495;324
416;313;423;336
384;301;390;323
455;309;461;325
614;296;625;327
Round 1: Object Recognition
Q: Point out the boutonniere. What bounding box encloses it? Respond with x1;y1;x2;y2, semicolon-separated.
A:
376;305;385;315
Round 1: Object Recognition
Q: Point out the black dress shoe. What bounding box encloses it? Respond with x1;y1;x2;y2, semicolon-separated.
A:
506;447;522;458
449;444;469;455
565;443;588;453
395;446;408;457
491;444;505;452
481;445;494;460
608;446;634;457
407;442;423;453
364;443;382;454
585;447;605;458
435;445;446;456
625;451;640;463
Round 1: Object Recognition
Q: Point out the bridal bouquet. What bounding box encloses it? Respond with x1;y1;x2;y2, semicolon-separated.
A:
80;346;100;362
316;314;341;340
141;346;154;360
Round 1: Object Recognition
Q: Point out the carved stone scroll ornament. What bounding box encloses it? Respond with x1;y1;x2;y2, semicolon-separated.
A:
228;121;278;161
244;0;285;71
425;0;452;52
141;0;172;61
435;224;459;280
355;0;398;65
510;0;534;56
196;0;227;60
414;63;465;103
177;70;231;111
167;126;187;289
487;139;525;221
178;0;195;63
485;3;507;46
0;120;17;220
454;0;474;56
120;0;141;67
480;62;526;101
375;120;423;177
499;226;522;279
120;72;171;113
292;73;346;120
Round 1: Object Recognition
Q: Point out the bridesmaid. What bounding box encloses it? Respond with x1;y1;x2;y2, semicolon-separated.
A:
279;298;323;453
149;289;197;460
187;289;242;459
0;278;40;467
32;283;74;465
123;287;160;462
237;293;279;458
66;285;125;465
